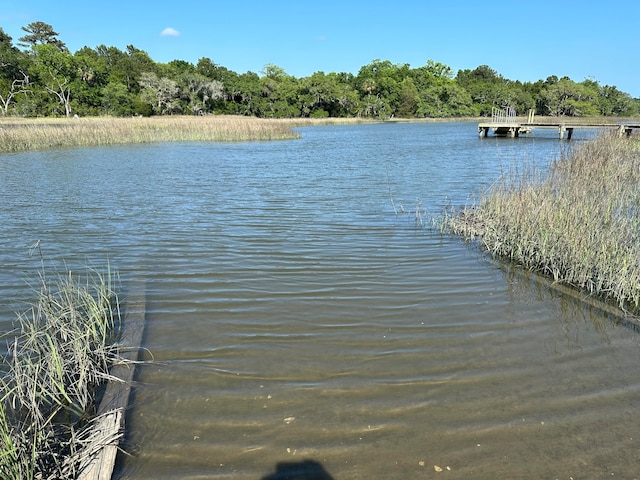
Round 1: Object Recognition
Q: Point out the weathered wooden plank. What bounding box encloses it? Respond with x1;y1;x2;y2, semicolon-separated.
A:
77;411;122;480
98;279;146;415
77;279;146;480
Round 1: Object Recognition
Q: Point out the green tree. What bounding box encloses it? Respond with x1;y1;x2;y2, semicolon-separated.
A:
424;59;454;79
196;58;240;113
407;59;476;117
101;81;136;115
93;44;157;115
4;20;636;119
30;43;76;116
259;64;301;117
220;70;262;115
396;77;419;117
456;65;537;116
456;65;507;115
126;45;157;79
596;84;637;116
298;71;358;117
356;59;409;117
177;73;224;114
18;21;67;51
159;59;196;79
138;71;180;114
98;45;156;92
70;46;109;115
196;57;220;79
358;93;388;117
538;77;598;116
417;80;473;117
0;28;31;115
95;45;132;89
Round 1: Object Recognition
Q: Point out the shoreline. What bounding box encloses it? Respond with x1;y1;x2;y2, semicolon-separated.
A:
3;115;639;154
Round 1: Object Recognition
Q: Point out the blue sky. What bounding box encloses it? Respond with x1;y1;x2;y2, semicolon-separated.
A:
2;0;639;97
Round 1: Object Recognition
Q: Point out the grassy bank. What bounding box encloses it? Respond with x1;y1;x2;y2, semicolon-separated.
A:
442;133;640;312
4;115;633;154
0;115;307;153
0;265;121;479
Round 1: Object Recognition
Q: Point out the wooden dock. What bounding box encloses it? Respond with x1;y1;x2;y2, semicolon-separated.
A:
478;121;640;140
478;107;640;139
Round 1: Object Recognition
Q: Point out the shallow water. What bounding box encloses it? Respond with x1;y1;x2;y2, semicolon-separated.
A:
1;123;638;479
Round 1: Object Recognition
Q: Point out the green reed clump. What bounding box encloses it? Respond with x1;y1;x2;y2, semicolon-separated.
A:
0;265;121;479
442;134;640;311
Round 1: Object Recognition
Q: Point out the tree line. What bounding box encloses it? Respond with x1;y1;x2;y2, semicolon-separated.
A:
1;21;638;119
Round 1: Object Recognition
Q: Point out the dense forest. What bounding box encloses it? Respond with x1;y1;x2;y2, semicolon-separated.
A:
1;21;638;119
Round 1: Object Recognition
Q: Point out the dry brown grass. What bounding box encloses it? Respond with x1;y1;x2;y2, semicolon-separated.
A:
0;115;307;153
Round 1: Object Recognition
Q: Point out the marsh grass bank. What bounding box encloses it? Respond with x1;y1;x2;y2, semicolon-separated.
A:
4;115;635;154
0;115;307;153
442;134;640;313
0;265;121;480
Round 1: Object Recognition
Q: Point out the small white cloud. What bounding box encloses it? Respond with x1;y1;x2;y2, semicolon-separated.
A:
161;27;180;37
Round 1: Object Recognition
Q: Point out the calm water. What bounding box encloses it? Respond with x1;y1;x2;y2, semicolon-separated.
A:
1;123;639;479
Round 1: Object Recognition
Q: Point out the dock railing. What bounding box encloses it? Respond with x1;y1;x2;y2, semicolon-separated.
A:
492;106;517;124
527;109;535;124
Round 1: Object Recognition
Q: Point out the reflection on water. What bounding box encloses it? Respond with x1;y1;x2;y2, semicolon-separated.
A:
1;123;638;479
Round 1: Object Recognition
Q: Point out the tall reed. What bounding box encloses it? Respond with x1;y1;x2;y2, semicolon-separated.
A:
0;115;302;153
0;264;121;479
442;134;640;312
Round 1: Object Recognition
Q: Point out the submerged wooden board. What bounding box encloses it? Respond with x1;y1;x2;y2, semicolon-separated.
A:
78;279;146;480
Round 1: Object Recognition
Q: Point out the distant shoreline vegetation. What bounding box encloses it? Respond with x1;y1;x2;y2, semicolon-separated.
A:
1;22;638;120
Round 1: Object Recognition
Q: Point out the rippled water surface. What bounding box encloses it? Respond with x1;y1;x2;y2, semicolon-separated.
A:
1;123;639;479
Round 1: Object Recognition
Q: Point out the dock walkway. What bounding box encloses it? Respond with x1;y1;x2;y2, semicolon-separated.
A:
478;108;640;139
478;121;640;140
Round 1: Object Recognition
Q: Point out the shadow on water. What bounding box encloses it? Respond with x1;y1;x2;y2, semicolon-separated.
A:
262;459;334;480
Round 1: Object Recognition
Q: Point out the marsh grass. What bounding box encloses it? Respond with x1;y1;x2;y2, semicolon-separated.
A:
0;264;121;479
0;115;305;153
442;133;640;312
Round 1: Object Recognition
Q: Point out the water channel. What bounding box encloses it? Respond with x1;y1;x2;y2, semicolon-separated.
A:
1;122;639;479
